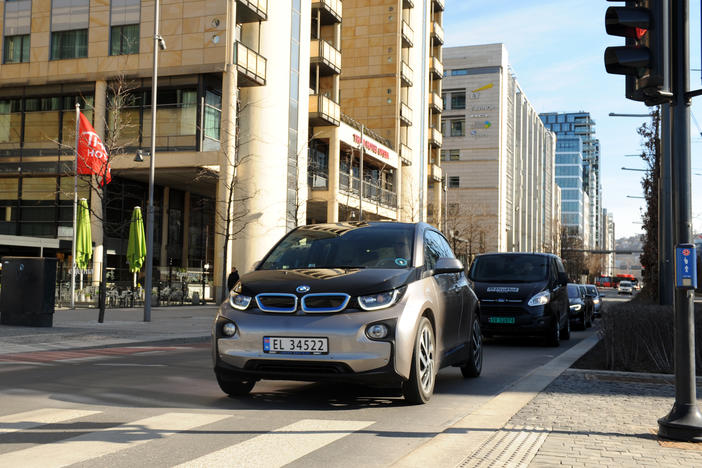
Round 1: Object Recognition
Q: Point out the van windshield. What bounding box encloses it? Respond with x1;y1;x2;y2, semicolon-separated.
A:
470;254;549;283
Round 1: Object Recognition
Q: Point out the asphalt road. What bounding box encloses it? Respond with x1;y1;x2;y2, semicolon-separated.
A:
0;324;598;468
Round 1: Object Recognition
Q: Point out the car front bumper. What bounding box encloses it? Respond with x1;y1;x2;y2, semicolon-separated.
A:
213;304;403;385
479;304;554;336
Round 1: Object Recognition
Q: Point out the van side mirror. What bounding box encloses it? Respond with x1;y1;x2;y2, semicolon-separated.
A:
558;272;569;285
434;257;464;274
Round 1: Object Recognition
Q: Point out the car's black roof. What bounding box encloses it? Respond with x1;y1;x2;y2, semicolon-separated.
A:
473;252;561;259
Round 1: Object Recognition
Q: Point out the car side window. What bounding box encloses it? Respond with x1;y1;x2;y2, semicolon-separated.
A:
423;231;443;270
435;232;456;259
549;258;558;284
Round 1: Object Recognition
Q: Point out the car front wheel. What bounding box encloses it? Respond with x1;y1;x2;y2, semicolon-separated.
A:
545;314;560;347
403;317;436;404
215;369;256;397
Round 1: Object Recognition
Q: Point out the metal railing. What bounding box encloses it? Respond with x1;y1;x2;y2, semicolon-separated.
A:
401;61;413;86
313;0;342;22
402;21;414;47
338;173;398;209
431;21;444;44
310;39;341;73
234;41;267;85
309;93;340;125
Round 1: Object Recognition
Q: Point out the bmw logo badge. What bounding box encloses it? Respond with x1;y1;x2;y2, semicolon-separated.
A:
296;285;311;293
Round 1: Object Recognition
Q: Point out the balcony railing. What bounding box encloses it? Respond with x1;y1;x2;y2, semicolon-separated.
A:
308;168;329;189
403;0;414;9
312;0;342;24
429;127;442;148
430;91;443;113
431;21;444;45
432;0;445;12
430;55;443;79
309;94;340;126
339;173;398;209
401;61;413;87
400;143;412;163
233;41;267;86
401;21;414;48
237;0;268;22
310;39;341;75
429;163;442;182
400;102;412;127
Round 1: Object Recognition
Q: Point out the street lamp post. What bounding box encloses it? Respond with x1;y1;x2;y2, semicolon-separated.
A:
144;0;166;322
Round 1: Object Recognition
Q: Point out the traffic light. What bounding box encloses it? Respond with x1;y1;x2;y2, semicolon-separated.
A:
604;0;670;105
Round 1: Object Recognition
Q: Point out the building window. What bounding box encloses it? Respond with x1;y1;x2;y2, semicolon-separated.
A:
448;176;460;188
51;0;89;60
110;24;139;55
441;149;459;161
110;0;140;55
3;0;31;64
451;92;466;110
203;90;221;141
3;35;30;63
450;119;465;137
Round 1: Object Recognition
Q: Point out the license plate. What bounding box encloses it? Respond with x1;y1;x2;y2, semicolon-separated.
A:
263;337;329;355
488;316;515;324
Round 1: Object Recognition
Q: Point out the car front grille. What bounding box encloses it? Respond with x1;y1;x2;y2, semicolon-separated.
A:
255;294;298;313
245;360;353;374
301;293;351;313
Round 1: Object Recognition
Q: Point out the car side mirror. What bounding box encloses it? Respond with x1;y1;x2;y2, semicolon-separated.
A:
558;272;569;285
434;257;464;274
252;260;261;270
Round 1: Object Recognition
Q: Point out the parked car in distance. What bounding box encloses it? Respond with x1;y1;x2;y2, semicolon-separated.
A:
618;280;634;295
212;222;483;405
468;252;570;347
584;284;604;317
567;283;593;330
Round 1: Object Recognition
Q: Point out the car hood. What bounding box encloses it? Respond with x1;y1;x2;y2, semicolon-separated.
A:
239;267;419;297
471;281;547;302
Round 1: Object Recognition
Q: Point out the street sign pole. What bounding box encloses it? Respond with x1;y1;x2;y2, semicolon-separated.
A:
658;0;702;442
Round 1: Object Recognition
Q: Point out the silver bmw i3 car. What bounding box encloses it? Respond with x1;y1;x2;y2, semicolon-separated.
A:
212;221;482;404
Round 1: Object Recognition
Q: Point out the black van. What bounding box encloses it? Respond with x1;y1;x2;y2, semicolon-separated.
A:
468;253;570;346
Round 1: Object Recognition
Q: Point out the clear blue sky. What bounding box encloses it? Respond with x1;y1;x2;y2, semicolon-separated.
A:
443;0;702;239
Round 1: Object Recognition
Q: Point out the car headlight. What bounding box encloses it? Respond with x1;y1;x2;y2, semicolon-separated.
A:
358;289;400;311
229;288;252;310
570;304;582;311
593;298;600;304
527;290;550;307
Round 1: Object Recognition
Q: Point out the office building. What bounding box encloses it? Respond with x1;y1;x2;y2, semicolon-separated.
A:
540;111;602;249
0;0;444;301
440;44;558;256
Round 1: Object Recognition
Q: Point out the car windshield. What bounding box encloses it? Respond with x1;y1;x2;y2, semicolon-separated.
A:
567;284;581;298
470;254;549;283
586;285;598;296
620;281;632;287
259;224;414;270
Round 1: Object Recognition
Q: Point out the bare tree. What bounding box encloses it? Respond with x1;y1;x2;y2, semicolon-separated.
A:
560;226;586;281
445;202;487;266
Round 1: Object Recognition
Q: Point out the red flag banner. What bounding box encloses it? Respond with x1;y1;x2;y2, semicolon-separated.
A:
77;112;111;186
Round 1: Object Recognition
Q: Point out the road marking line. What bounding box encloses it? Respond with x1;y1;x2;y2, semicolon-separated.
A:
175;419;375;468
0;408;101;434
0;412;229;468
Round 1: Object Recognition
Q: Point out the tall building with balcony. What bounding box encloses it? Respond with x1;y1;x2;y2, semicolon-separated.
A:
0;0;319;300
540;111;602;249
339;0;444;226
440;44;558;255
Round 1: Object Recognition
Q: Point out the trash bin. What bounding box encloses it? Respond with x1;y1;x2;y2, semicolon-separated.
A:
0;257;57;327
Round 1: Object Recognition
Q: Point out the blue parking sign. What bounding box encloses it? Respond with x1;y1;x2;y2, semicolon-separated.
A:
676;244;697;289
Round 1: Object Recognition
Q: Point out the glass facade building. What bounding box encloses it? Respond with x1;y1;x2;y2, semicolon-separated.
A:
540;112;602;248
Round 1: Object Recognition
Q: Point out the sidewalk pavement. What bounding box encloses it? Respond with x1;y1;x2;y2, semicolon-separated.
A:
0;304;219;354
2;306;702;466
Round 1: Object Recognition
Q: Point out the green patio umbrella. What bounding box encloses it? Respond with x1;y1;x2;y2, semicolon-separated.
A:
75;198;92;293
126;206;147;286
75;198;92;270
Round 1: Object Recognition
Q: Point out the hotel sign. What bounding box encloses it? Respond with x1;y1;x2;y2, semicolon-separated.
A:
339;122;399;168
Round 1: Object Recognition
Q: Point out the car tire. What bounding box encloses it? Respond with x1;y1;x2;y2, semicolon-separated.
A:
461;318;483;378
403;317;436;404
560;313;571;340
545;314;560;347
215;369;256;397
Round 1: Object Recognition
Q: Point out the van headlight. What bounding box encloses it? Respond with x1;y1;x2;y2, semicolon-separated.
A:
358;289;401;311
527;291;550;307
229;288;252;310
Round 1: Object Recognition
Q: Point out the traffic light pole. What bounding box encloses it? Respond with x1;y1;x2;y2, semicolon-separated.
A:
658;0;702;442
660;103;674;306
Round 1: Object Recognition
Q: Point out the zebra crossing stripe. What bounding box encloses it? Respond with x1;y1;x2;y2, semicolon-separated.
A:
0;408;101;434
175;419;375;468
0;412;229;468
